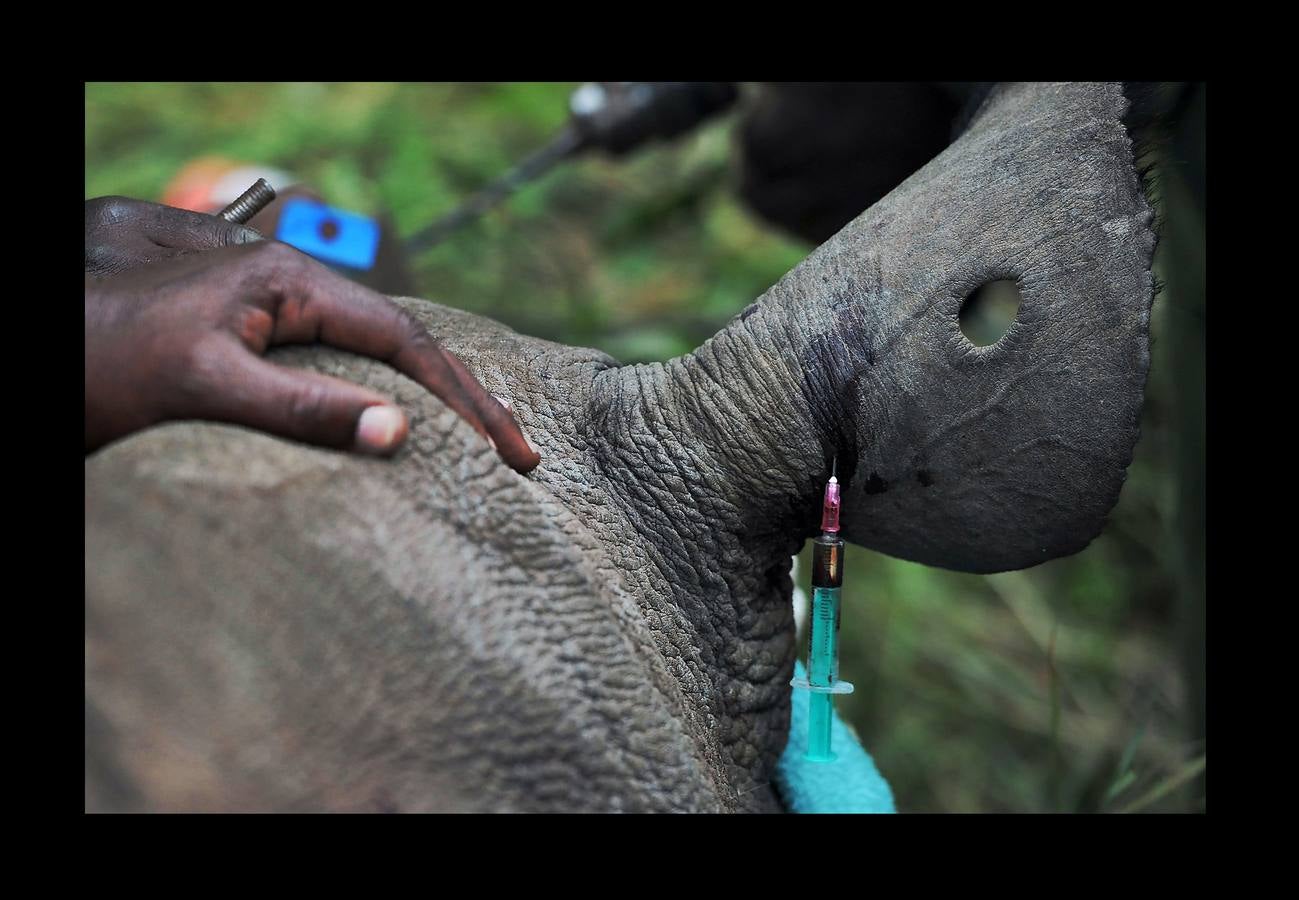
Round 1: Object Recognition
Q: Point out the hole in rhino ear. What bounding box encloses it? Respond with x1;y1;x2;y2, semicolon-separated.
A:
959;279;1022;347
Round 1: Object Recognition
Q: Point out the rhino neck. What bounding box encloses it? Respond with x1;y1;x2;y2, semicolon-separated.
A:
580;272;850;784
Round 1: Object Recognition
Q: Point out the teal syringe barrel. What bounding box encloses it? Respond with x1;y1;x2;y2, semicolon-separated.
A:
806;532;844;762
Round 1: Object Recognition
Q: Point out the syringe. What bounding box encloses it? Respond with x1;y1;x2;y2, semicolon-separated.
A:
791;459;853;762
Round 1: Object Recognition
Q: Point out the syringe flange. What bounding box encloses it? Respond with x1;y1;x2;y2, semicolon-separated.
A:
790;676;854;695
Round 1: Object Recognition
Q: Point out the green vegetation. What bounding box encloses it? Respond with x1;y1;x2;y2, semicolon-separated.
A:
86;82;1203;812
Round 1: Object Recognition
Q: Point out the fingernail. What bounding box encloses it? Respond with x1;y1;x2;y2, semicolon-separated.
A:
493;394;513;412
356;406;405;453
233;225;264;244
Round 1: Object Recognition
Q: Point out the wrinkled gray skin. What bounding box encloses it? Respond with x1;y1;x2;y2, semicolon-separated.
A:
85;83;1155;812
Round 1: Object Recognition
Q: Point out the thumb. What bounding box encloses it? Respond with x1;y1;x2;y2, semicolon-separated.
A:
147;202;264;252
185;214;264;250
191;345;408;455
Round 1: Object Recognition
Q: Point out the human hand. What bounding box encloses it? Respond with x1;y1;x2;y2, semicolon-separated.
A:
84;240;541;472
85;196;266;278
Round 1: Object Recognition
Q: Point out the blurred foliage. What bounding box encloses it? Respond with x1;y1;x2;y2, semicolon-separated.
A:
85;82;1203;813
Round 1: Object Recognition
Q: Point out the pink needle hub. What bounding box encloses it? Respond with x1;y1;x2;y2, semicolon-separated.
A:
820;476;841;534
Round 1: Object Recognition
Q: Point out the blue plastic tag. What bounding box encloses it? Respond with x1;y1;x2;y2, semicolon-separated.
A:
275;198;380;271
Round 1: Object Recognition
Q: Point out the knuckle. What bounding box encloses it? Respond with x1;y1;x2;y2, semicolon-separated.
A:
394;307;432;345
249;240;306;295
286;382;331;427
233;305;274;351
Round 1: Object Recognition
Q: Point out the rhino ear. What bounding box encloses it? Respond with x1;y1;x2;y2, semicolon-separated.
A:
827;82;1158;573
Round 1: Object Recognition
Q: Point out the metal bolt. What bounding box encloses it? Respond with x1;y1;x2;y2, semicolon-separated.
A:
217;178;277;224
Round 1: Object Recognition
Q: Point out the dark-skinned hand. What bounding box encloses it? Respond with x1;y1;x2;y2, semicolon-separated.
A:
85;196;269;278
85;227;541;473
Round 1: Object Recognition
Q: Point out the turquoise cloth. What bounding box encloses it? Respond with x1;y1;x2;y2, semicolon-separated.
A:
774;661;896;813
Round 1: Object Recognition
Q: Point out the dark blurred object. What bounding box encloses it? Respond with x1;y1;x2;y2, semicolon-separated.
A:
406;82;740;254
570;82;739;156
737;83;990;244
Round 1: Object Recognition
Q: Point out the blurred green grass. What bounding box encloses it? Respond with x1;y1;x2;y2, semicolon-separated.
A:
85;82;1202;813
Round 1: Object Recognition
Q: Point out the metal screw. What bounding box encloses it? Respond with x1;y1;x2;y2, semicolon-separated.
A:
217;178;277;224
